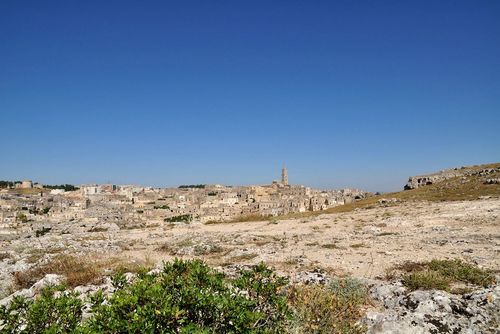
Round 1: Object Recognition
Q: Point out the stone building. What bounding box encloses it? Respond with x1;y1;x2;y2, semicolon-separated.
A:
281;166;288;186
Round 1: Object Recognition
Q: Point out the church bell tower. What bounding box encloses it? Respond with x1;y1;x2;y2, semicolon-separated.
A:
281;165;288;186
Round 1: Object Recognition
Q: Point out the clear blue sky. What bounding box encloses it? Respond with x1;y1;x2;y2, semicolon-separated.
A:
1;1;499;192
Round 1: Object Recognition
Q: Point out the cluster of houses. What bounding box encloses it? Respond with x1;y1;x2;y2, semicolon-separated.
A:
0;169;370;230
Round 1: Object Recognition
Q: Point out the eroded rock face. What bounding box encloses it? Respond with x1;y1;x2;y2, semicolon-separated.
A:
362;280;500;334
404;166;500;190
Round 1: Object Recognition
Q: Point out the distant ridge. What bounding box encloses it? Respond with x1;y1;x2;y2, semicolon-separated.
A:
284;162;500;219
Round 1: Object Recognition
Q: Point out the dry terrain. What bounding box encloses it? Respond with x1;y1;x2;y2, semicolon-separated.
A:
87;197;499;280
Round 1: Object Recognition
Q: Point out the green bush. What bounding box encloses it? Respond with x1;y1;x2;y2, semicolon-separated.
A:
164;214;192;223
0;287;83;334
1;259;290;333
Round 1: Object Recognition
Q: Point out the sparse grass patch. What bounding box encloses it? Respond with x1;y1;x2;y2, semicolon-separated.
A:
403;271;451;291
321;243;340;249
284;256;300;266
392;259;496;292
288;279;368;334
376;232;398;237
26;252;44;264
89;227;108;232
225;253;258;264
177;239;194;248
427;259;495;287
14;254;102;289
450;286;474;295
268;217;280;225
204;219;224;224
156;243;174;254
105;256;155;275
394;261;427;273
193;244;225;256
305;241;319;247
80;234;107;241
254;240;272;246
253;236;274;246
329;277;369;305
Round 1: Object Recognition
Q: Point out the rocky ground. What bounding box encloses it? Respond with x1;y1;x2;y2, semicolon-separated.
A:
1;197;499;333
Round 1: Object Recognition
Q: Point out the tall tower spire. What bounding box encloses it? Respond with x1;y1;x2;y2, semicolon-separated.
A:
281;164;288;186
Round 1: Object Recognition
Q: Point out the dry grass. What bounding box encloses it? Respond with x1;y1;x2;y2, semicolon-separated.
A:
321;243;340;249
156;239;195;255
388;259;496;292
288;279;368;334
14;254;102;289
104;255;155;274
26;252;45;264
253;236;275;246
13;254;156;289
284;256;301;266
305;241;319;247
376;232;398;237
193;244;225;256
224;253;258;264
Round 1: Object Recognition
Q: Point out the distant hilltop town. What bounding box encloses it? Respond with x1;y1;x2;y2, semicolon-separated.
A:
0;167;371;227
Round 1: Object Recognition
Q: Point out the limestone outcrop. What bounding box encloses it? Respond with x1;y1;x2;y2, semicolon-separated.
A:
362;280;500;334
404;165;500;190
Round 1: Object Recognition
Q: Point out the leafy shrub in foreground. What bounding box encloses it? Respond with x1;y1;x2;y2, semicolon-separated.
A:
1;259;290;333
0;286;82;334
